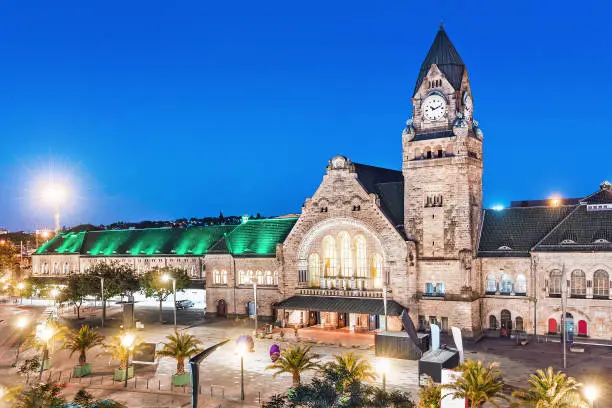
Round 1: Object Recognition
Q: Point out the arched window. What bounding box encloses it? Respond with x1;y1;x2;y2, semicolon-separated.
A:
256;270;264;285
247;270;254;285
190;265;196;278
42;263;48;274
63;263;69;275
53;263;59;274
435;145;443;158
485;274;497;294
549;270;562;295
371;253;383;288
593;270;609;298
355;235;367;277
489;315;497;329
221;270;227;285
339;232;353;277
414;148;422;159
425;147;432;159
214;270;221;284
516;317;524;332
238;270;246;285
515;275;527;295
571;270;586;297
309;254;321;286
264;270;273;285
500;274;512;294
323;235;337;277
273;270;278;286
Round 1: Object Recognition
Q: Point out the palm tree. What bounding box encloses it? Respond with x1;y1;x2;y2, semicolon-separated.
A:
447;360;508;408
156;330;203;375
418;375;442;408
266;345;320;386
512;367;588;408
99;335;142;370
326;351;377;388
61;325;104;365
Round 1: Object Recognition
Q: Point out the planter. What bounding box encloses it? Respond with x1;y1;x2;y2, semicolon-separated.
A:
73;363;92;378
172;373;191;386
113;366;134;381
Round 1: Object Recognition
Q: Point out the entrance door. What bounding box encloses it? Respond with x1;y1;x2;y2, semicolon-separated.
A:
368;314;379;331
501;309;512;332
548;318;557;334
309;311;319;326
337;313;347;328
217;299;227;317
578;320;587;336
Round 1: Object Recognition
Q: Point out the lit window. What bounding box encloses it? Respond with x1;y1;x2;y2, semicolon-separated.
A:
221;270;227;285
515;274;527;294
247;270;254;285
273;270;278;286
500;274;512;294
549;270;562;295
323;235;337;277
485;274;497;293
256;270;264;285
371;253;383;288
238;270;246;285
571;270;586;296
309;253;321;287
425;283;444;296
355;236;367;277
593;270;609;297
339;232;353;277
213;270;221;284
264;270;273;286
63;263;69;274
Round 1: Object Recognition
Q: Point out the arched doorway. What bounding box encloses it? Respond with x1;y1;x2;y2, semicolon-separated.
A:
217;299;227;317
516;317;524;332
548;318;557;334
578;320;588;336
489;315;497;330
501;309;512;331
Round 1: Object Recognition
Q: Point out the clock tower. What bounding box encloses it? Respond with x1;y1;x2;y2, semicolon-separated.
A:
402;25;483;265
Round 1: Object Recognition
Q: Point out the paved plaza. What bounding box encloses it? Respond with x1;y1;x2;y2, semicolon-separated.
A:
2;303;612;407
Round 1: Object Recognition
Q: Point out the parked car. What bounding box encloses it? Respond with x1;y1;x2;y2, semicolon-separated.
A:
175;299;194;310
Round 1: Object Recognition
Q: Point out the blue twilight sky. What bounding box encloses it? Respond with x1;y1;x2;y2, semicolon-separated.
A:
0;0;611;231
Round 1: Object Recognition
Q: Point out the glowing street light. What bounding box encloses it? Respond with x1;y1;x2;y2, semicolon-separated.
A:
162;274;177;328
376;357;389;391
37;324;55;379
584;385;598;408
121;332;136;388
14;316;29;364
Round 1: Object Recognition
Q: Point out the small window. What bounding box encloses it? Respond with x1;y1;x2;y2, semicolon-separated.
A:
560;239;576;245
426;150;432;159
437;149;443;158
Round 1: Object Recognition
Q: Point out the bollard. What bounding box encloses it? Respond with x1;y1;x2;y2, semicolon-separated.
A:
90;376;92;385
58;372;62;381
147;379;149;389
210;385;213;397
134;377;137;389
158;380;161;391
68;372;72;383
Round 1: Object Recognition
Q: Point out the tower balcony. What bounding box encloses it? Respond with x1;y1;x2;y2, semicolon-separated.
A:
297;277;384;298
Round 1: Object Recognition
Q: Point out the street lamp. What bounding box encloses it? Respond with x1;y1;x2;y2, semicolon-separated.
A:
584;385;598;408
14;316;29;365
237;342;248;401
50;288;59;306
38;325;54;379
17;282;25;304
162;274;177;328
121;333;135;388
376;357;389;392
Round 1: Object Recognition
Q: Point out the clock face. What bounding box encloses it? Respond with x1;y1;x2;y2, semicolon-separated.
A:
422;94;446;121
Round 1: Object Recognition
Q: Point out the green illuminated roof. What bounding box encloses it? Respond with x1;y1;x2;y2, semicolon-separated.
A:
213;218;298;257
80;225;235;256
34;232;87;255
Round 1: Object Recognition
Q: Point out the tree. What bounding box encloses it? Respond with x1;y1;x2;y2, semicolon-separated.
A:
511;367;587;408
0;240;19;277
156;329;203;375
325;351;377;389
72;389;127;408
14;382;66;408
86;262;139;322
447;360;508;408
418;376;442;408
61;325;104;365
58;274;97;319
266;345;320;386
140;267;190;323
99;334;142;370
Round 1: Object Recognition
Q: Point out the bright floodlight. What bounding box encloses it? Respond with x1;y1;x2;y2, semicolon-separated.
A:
39;326;54;342
492;205;504;211
17;282;25;290
584;385;598;402
376;357;389;376
237;341;248;357
42;183;66;205
162;274;170;282
15;316;28;329
122;333;135;348
50;288;59;298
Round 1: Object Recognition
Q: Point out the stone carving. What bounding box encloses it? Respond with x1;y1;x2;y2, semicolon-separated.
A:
600;180;611;190
472;119;484;140
330;155;348;169
459;249;473;287
402;118;415;141
452;111;468;137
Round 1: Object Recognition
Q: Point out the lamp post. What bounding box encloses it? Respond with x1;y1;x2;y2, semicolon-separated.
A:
14;316;29;365
252;280;258;334
584;385;598;408
38;325;54;380
121;333;135;388
50;288;59;307
162;274;177;328
237;342;247;401
376;357;389;392
17;282;25;305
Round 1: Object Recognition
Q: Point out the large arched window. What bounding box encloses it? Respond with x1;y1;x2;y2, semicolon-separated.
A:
309;253;321;286
371;253;383;288
339;232;353;277
515;275;527;295
42;263;48;274
53;263;59;274
220;270;227;285
323;235;337;277
63;263;70;275
549;270;562;296
593;270;609;298
273;270;278;286
238;270;246;285
571;270;586;297
501;309;512;330
255;270;264;285
500;274;512;294
516;316;524;332
214;270;221;284
355;235;367;277
264;270;273;286
485;274;497;294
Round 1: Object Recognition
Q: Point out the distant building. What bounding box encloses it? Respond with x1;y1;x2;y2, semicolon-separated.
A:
0;229;7;235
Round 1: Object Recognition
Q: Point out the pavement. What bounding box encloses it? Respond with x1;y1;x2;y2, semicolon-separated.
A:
2;301;612;407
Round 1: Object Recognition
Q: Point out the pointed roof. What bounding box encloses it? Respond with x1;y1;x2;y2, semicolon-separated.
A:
414;25;465;96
